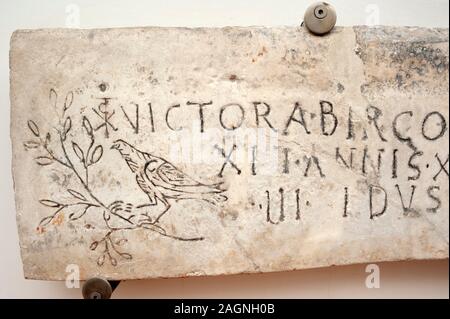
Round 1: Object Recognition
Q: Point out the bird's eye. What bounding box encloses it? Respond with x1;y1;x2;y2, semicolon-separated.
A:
145;160;158;172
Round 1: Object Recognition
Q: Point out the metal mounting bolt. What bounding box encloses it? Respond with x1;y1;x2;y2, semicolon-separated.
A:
82;277;113;299
304;2;337;35
314;5;328;19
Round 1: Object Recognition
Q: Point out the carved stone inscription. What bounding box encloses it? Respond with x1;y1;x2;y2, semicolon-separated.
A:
10;26;449;280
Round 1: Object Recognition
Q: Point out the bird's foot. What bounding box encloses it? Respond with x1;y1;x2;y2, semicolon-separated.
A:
108;200;134;214
137;214;159;226
138;219;160;227
138;219;166;235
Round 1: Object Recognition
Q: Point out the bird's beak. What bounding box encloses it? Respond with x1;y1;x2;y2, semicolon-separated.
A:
110;143;119;150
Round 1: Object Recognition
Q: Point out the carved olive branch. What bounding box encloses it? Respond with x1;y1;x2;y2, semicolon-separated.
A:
38;198;100;227
27;89;204;267
25;91;106;231
89;230;132;266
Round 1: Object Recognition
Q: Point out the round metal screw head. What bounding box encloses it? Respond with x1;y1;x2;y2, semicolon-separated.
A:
304;2;337;35
82;277;113;299
90;292;102;299
314;5;328;19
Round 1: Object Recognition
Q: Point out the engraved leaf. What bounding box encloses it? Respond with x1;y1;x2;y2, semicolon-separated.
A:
23;141;40;149
90;145;103;164
35;156;54;166
39;199;61;207
97;254;105;266
39;216;54;226
27;120;40;137
120;253;132;260
69;206;89;221
90;241;99;251
82;116;93;136
67;189;87;201
109;256;117;266
45;133;51;145
63;91;74;112
49;88;57;109
115;238;128;246
72;142;85;162
63;117;72;136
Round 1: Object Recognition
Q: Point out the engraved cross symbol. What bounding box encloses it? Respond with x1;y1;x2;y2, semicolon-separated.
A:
92;98;118;138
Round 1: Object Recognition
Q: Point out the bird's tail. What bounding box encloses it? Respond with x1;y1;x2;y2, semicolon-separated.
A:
202;193;228;206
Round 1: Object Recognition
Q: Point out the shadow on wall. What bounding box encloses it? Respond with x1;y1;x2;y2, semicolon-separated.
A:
56;259;448;298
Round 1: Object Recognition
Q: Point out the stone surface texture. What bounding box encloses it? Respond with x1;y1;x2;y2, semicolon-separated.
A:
10;26;449;280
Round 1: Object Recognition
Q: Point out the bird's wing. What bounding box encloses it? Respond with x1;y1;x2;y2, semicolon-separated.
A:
156;162;203;187
136;173;157;204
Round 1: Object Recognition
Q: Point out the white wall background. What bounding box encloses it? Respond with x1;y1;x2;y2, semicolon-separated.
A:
0;0;448;299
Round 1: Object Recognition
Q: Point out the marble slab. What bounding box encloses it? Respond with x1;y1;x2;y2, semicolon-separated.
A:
10;26;449;280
